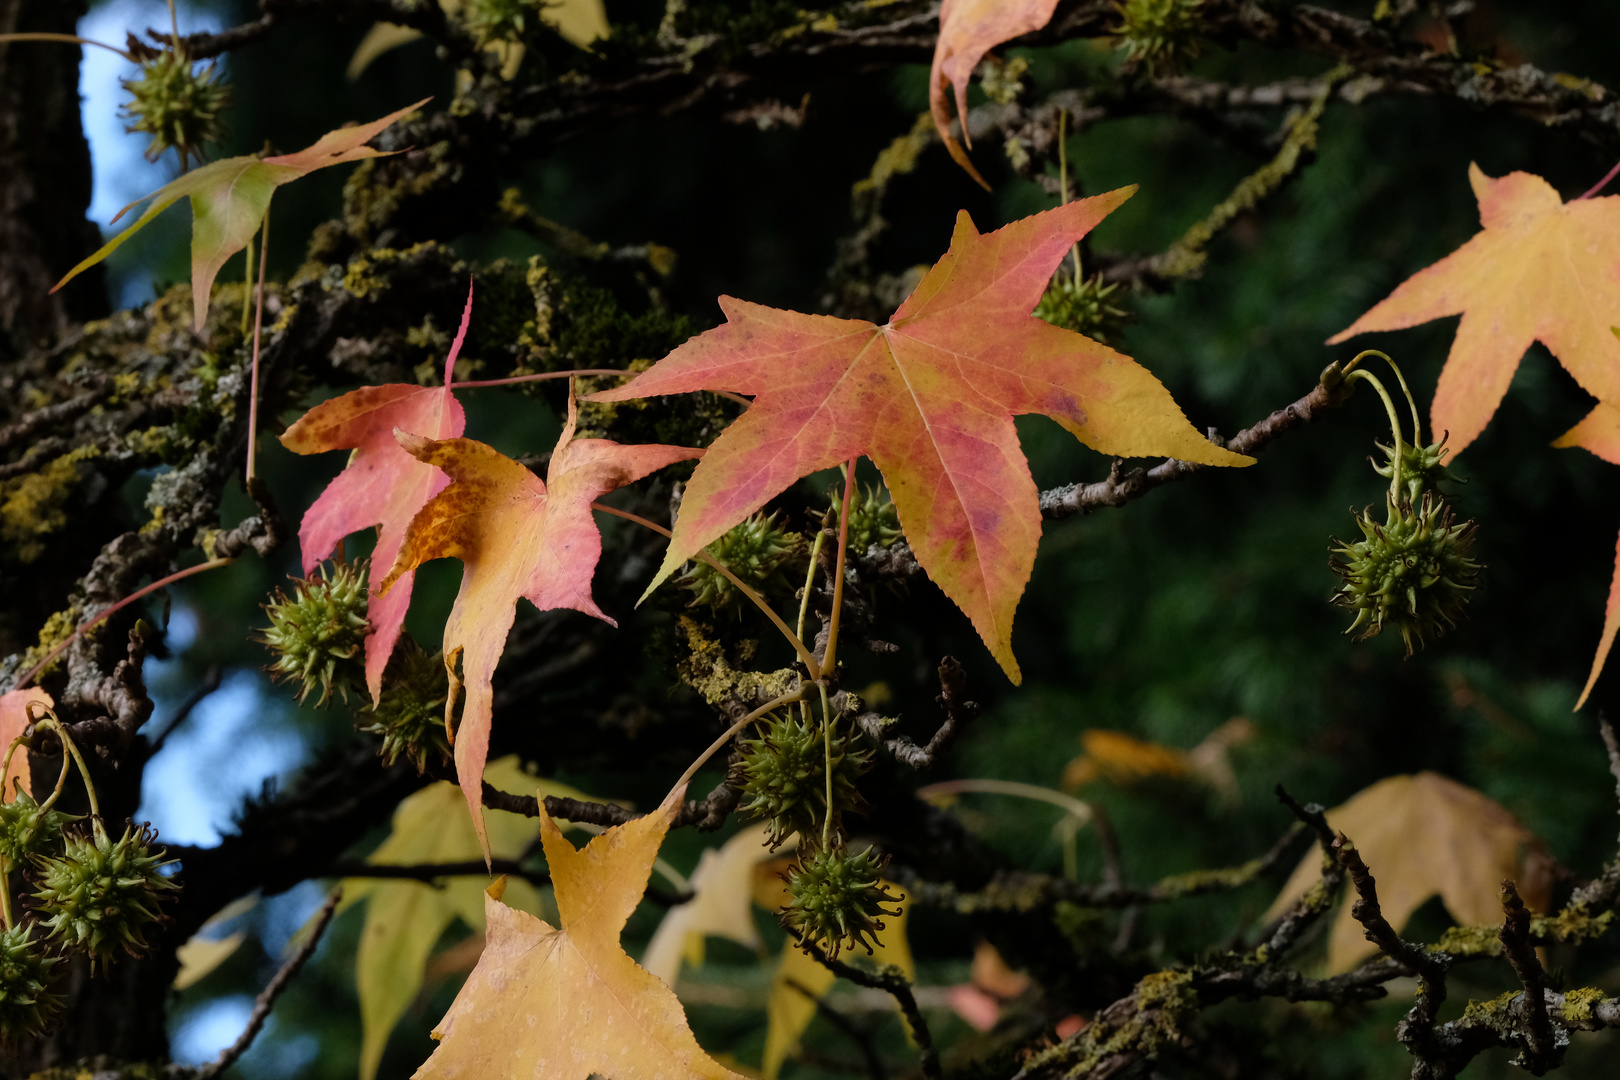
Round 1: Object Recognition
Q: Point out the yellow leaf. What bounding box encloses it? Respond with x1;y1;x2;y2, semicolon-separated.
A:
415;789;746;1080
347;0;610;81
643;824;774;985
345;756;592;1080
1264;772;1553;973
761;886;912;1080
172;894;258;991
0;687;50;800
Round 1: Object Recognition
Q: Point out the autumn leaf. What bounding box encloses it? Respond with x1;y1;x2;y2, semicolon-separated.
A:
929;0;1060;188
1551;397;1620;707
762;885;912;1080
52;99;429;330
415;788;747;1080
1265;772;1553;973
172;895;256;992
1329;164;1620;457
642;823;774;985
279;284;471;702
342;756;592;1080
380;394;700;856
0;687;49;800
348;0;609;80
590;194;1251;683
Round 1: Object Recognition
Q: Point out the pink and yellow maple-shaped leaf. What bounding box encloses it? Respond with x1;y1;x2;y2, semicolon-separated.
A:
279;286;472;701
1329;164;1620;457
380;394;699;856
590;193;1250;683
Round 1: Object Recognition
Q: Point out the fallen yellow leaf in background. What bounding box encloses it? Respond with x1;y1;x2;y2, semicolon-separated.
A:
416;788;746;1080
348;0;609;81
643;824;775;985
1264;772;1553;972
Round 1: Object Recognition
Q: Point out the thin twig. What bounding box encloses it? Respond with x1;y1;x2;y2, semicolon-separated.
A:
1498;880;1555;1072
195;887;341;1080
145;665;223;757
796;935;940;1080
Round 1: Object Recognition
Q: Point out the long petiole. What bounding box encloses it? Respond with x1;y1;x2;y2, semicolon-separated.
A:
0;33;133;60
245;212;270;484
797;523;827;727
590;503;821;680
819;679;835;848
1344;368;1407;506
0;855;10;930
669;687;806;797
450;369;633;389
14;556;234;691
241;231;253;335
822;458;858;676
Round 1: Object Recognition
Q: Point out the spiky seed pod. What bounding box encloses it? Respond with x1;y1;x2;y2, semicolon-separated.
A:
732;713;872;850
463;0;534;43
257;562;371;707
1113;0;1206;76
120;50;231;170
0;792;78;866
833;484;905;553
30;819;180;968
1373;437;1463;506
1330;492;1482;655
0;924;62;1045
359;637;451;772
1034;272;1130;344
678;512;805;615
781;846;902;959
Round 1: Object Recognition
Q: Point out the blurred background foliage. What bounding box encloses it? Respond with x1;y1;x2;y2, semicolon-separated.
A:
71;0;1620;1076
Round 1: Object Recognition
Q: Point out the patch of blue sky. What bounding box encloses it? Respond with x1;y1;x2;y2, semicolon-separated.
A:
138;605;308;847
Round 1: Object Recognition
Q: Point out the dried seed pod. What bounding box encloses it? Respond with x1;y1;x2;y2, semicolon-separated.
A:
732;713;871;850
360;636;452;772
0;791;78;866
256;562;371;706
30;819;180;968
0;924;62;1045
1330;492;1482;655
781;845;902;960
120;49;230;170
677;511;804;615
1034;272;1129;344
1113;0;1207;75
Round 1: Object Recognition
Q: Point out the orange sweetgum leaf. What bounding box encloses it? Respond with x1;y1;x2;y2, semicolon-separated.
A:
278;284;471;702
929;0;1061;188
1328;164;1620;456
590;194;1251;682
53;99;428;330
415;788;746;1080
1552;397;1620;707
0;688;49;800
1265;772;1553;973
379;395;700;856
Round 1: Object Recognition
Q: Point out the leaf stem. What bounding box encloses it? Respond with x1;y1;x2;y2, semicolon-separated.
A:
819;679;835;849
669;687;806;798
0;34;134;61
13;557;234;691
822;458;858;675
449;369;634;389
590;503;821;679
245;211;270;485
1343;368;1406;505
28;705;98;819
915;777;1094;825
1580;159;1620;200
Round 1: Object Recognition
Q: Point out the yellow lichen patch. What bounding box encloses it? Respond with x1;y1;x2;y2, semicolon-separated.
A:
341;242;445;301
1560;986;1606;1025
852;112;934;202
18;603;85;681
1;447;101;563
676;617;797;709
